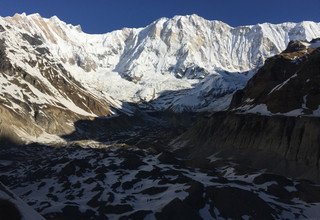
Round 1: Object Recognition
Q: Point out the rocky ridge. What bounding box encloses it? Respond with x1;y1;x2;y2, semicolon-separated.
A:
231;38;320;116
0;36;111;142
172;40;320;181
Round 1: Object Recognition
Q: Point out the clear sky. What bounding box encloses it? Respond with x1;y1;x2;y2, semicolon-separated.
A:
1;0;319;34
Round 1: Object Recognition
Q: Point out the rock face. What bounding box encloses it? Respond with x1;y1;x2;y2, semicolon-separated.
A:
173;40;320;181
0;36;110;141
230;39;320;116
173;112;320;181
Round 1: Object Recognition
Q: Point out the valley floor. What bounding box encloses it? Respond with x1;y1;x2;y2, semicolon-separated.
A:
1;112;320;219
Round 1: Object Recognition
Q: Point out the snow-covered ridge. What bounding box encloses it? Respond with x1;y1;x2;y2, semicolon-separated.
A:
1;13;320;113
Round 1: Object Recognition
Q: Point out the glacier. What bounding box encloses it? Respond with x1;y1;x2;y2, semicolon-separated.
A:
1;13;320;112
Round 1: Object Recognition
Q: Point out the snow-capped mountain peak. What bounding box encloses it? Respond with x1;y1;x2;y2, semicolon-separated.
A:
1;13;320;140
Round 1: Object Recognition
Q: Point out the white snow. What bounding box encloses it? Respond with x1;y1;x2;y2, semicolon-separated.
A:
1;13;320;113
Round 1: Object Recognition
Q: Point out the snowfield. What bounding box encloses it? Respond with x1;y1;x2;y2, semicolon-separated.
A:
1;13;320;112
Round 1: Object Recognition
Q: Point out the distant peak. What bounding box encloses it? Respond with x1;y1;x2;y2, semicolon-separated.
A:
29;13;41;18
11;12;43;20
49;15;61;22
73;24;82;32
17;12;27;17
171;14;202;23
172;14;201;20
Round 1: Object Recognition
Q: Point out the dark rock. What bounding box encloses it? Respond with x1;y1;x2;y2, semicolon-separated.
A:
103;204;133;214
107;192;115;203
0;199;22;220
184;181;205;210
230;41;320;114
155;198;202;220
111;181;121;191
229;89;244;109
95;165;109;174
253;173;293;186
283;40;308;53
95;173;106;181
139;186;168;195
295;181;320;203
122;178;140;190
59;162;76;176
21;33;43;46
87;191;104;208
92;184;104;192
158;151;183;165
120;210;152;220
84;177;95;184
266;184;294;203
35;47;50;55
49;205;97;220
0;39;11;71
206;186;275;219
174;111;320;182
135;166;164;180
47;193;59;202
119;152;146;170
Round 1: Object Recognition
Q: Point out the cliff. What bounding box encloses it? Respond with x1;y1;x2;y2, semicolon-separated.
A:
172;112;320;182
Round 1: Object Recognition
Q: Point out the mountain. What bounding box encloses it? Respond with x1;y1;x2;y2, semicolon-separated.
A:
2;13;320;219
172;40;320;182
0;35;111;143
1;13;320;141
230;39;320;116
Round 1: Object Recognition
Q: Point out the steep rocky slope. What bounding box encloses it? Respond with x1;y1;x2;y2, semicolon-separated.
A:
172;40;320;182
0;34;111;142
231;39;320;116
172;112;320;182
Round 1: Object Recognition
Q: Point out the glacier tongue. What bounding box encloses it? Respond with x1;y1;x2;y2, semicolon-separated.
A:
1;13;320;112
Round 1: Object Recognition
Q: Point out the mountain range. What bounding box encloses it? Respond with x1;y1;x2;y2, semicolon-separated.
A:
1;13;320;141
1;13;320;219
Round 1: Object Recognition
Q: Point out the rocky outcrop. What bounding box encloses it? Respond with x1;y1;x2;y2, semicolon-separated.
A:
230;39;320;116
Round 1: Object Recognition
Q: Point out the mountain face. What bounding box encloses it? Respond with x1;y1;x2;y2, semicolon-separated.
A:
230;39;320;116
1;13;320;140
0;35;111;143
172;40;320;182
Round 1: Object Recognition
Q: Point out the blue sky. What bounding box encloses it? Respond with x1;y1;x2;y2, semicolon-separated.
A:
1;0;319;33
